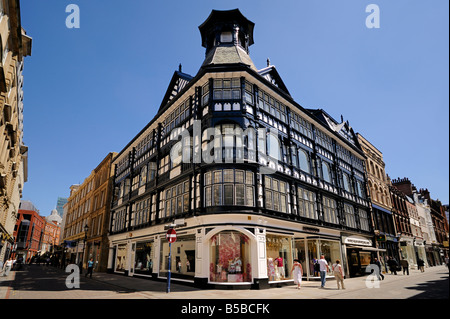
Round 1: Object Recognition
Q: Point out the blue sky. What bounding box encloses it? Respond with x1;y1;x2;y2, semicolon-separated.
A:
20;0;448;216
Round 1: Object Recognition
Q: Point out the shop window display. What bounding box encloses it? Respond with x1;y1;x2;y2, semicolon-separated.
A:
209;231;251;283
307;239;341;277
115;244;127;272
134;241;154;275
319;240;341;276
159;235;196;279
266;235;292;281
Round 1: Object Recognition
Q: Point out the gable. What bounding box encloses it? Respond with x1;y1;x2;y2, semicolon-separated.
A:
258;65;291;96
158;71;193;112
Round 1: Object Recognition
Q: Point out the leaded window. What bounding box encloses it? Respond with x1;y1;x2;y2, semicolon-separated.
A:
204;169;254;207
344;203;357;228
264;176;288;213
323;196;338;224
213;78;241;100
165;180;190;217
359;209;370;231
298;187;317;219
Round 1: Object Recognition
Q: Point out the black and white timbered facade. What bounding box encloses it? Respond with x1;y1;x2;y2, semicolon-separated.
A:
107;9;376;288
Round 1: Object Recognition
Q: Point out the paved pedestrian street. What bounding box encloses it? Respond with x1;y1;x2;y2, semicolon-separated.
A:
1;264;448;299
1;264;448;317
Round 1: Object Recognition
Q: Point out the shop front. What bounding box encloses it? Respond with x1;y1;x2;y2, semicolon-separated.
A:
342;235;382;277
108;214;368;288
293;236;341;280
160;234;196;280
266;234;293;282
208;230;252;283
399;237;417;269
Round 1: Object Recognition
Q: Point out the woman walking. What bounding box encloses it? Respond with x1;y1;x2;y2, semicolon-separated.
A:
291;259;303;289
332;259;345;289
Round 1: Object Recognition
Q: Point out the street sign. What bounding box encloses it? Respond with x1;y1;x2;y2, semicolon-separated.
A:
165;228;177;293
166;228;177;243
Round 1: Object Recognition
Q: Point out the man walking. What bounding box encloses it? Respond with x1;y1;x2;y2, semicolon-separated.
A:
371;257;385;281
317;255;329;288
400;258;409;275
387;257;398;275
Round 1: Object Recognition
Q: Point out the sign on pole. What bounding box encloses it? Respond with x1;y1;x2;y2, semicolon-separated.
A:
166;228;177;243
166;228;177;293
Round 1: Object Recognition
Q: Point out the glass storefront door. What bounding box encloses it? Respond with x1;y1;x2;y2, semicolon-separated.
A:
301;237;342;279
293;239;307;278
319;239;341;276
134;241;154;276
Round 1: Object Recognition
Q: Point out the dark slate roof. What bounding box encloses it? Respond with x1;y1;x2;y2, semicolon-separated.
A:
201;44;257;71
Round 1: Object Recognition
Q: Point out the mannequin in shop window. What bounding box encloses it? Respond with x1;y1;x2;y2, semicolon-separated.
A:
234;257;242;273
275;255;285;279
186;259;190;272
267;258;276;281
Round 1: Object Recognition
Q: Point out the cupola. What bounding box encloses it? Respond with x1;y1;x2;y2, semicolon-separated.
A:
198;9;257;71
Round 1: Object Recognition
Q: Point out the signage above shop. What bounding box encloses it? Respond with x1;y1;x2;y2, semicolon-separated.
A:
303;226;320;233
344;236;372;246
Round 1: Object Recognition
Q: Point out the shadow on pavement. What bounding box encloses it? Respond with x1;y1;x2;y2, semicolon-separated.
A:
406;271;449;299
6;264;198;294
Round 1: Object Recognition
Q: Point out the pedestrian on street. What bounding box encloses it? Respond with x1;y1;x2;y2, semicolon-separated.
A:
85;258;94;278
291;259;303;290
371;257;385;281
400;258;409;275
313;258;320;277
317;255;329;288
417;258;425;272
332;260;345;290
387;257;398;275
3;258;14;277
0;260;3;276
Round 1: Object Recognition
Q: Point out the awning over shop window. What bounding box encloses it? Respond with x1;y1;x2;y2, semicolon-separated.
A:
372;204;392;215
346;245;386;252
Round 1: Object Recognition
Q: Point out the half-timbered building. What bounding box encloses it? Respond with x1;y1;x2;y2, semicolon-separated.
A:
107;9;375;288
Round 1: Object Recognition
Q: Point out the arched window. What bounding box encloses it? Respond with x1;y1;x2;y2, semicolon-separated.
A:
209;231;251;283
322;161;332;183
343;173;352;192
298;149;310;174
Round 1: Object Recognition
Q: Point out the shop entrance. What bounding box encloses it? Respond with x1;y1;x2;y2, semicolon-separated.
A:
347;248;374;277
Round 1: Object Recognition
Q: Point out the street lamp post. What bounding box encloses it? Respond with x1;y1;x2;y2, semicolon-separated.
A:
80;224;89;274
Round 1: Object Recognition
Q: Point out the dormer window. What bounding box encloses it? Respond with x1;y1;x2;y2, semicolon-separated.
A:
220;31;232;43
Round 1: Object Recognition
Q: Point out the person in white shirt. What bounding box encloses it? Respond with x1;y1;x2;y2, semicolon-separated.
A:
317;255;329;288
332;259;345;289
3;258;14;276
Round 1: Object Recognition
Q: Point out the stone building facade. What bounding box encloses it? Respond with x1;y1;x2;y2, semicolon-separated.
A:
0;0;31;264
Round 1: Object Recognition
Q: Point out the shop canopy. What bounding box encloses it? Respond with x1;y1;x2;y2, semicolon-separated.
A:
347;245;386;252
